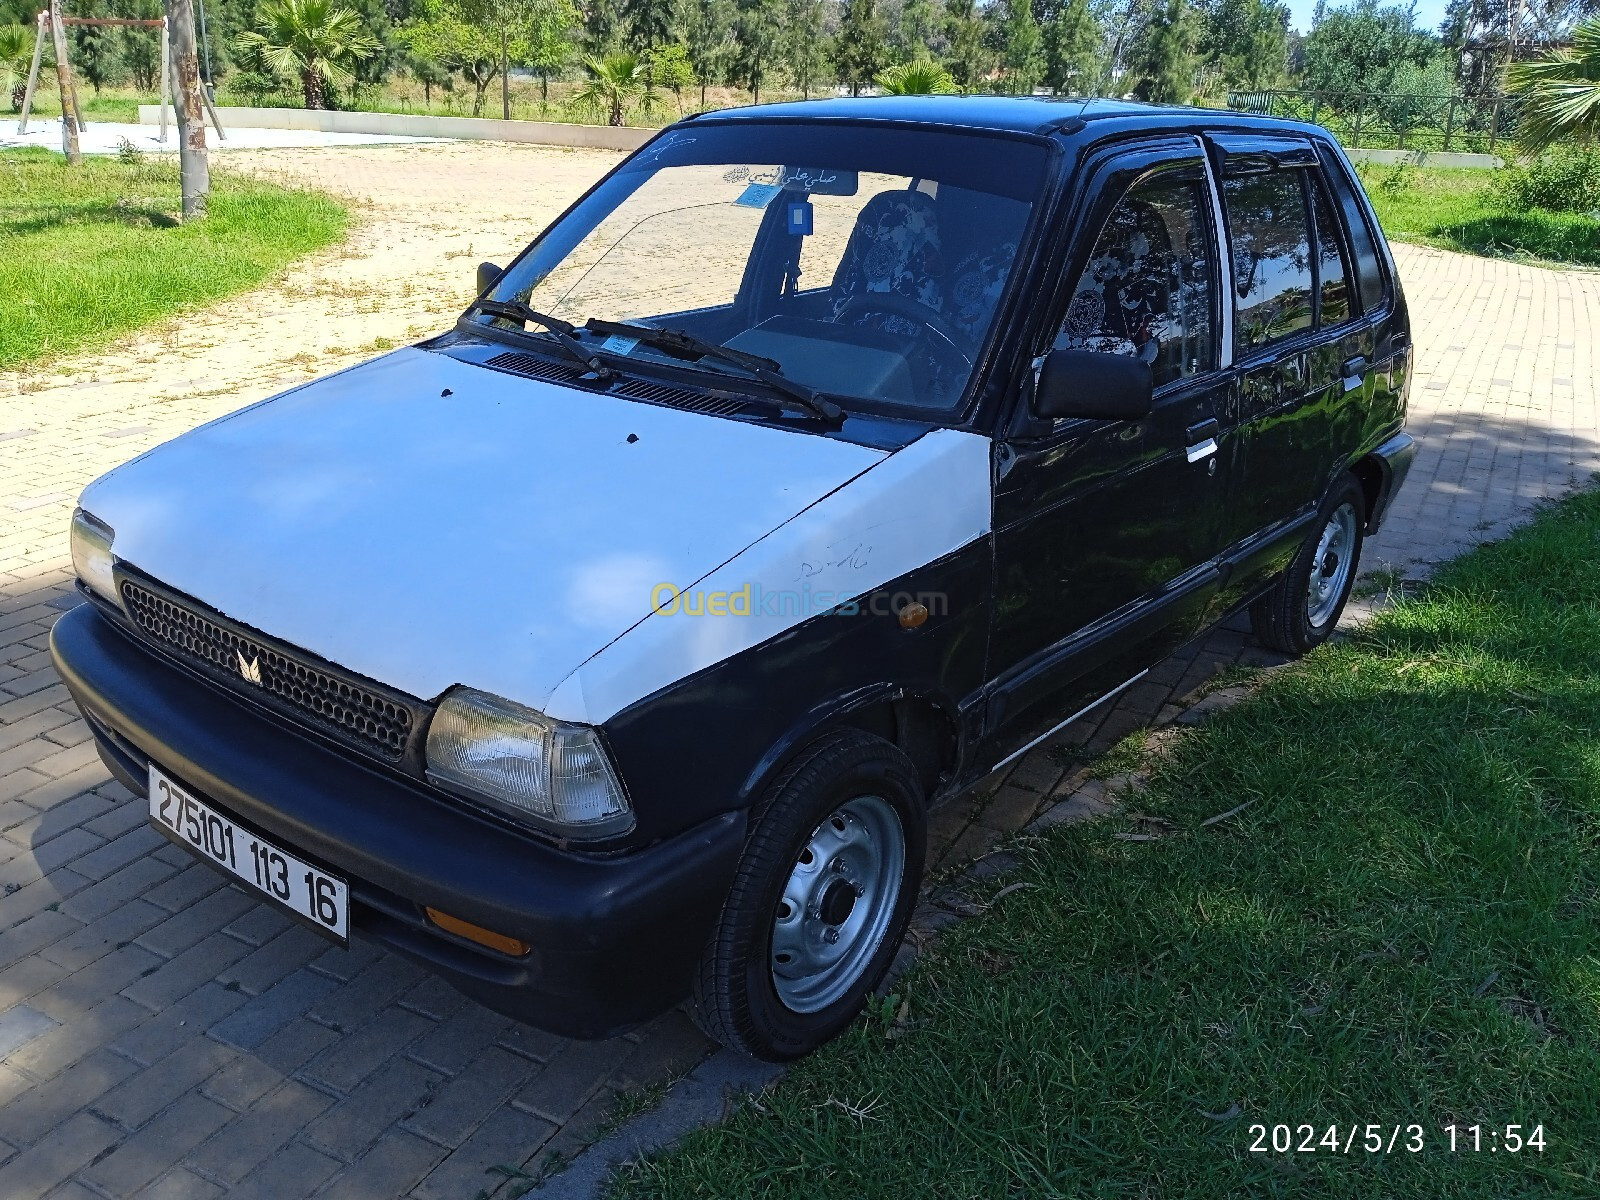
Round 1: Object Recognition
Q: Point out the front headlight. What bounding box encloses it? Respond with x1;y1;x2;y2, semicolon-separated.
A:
425;687;633;838
70;508;121;608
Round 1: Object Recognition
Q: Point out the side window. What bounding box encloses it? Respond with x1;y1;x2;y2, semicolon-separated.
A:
1318;152;1388;313
1054;175;1217;390
1221;170;1313;354
1309;173;1352;327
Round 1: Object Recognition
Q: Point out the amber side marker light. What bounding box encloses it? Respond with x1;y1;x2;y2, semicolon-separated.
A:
898;602;929;630
424;907;533;957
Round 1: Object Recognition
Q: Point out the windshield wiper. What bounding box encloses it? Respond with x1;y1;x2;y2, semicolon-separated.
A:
467;298;615;380
585;319;844;425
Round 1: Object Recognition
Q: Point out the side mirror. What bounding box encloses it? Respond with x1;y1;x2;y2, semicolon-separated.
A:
1032;348;1154;422
476;261;503;294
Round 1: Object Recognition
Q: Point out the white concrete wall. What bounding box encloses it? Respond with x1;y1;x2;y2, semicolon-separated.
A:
1344;147;1504;170
137;105;654;151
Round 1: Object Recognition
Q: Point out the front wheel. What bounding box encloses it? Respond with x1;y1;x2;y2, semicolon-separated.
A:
1251;476;1366;656
688;729;926;1061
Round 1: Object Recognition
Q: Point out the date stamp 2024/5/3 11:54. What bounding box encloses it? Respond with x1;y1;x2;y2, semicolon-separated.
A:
1248;1124;1547;1155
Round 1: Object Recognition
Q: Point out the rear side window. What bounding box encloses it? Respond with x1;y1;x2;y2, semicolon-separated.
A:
1221;171;1313;354
1055;175;1218;389
1309;173;1352;327
1317;152;1388;312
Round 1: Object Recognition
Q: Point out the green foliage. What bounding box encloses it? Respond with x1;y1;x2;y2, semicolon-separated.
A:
996;0;1042;93
609;483;1600;1199
1300;0;1442;96
892;0;941;65
834;0;888;95
680;0;733;104
236;0;380;108
1358;160;1600;267
1506;17;1600;154
1127;0;1195;104
2;22;32;110
622;0;675;52
0;148;347;368
1199;0;1289;91
1041;0;1101;94
784;0;829;98
731;0;784;101
402;0;516;115
876;56;956;93
568;49;657;123
943;0;987;93
523;0;582;98
1493;143;1600;215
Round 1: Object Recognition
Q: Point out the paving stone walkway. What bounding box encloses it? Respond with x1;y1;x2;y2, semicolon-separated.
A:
1;142;1597;1200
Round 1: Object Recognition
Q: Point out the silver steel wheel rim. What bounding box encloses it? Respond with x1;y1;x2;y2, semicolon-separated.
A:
1307;502;1358;627
770;795;905;1014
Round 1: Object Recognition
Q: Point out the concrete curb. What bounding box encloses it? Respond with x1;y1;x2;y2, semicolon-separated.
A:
136;106;653;151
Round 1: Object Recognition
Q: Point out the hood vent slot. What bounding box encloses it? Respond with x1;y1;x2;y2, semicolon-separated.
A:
486;351;752;418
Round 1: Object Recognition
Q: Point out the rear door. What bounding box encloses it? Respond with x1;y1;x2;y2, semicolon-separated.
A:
984;139;1233;760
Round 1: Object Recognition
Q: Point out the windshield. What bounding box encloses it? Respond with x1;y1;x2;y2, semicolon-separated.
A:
475;122;1051;415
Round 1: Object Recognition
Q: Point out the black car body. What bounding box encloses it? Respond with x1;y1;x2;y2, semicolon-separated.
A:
54;96;1414;1059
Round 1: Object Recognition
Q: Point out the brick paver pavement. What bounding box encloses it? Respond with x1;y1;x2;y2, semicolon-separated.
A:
2;142;1597;1198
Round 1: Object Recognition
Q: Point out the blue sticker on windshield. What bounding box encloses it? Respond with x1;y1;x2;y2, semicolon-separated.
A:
734;182;782;208
601;334;640;355
786;200;813;236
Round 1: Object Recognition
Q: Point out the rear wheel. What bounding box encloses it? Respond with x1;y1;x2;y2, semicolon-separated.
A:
688;729;926;1061
1251;475;1366;656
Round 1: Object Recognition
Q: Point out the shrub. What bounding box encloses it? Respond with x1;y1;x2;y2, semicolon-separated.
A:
1493;144;1600;215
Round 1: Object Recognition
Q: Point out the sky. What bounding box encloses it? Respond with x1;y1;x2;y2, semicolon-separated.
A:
1282;0;1452;35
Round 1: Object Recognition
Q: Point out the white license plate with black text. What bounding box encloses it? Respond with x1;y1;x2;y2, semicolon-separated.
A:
148;764;349;941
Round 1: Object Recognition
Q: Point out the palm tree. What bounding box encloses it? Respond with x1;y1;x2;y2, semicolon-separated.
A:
2;23;34;113
236;0;379;111
876;59;957;95
1506;17;1600;152
571;51;652;126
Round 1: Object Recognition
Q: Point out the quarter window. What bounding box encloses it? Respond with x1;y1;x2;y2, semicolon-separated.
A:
1055;176;1217;389
1309;173;1352;327
1222;171;1313;353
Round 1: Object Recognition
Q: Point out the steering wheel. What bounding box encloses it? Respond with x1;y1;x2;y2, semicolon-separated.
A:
834;293;975;377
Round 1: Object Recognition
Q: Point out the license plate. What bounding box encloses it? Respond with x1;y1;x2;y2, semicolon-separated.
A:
148;764;349;942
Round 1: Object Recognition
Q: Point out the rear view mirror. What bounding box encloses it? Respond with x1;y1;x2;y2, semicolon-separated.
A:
476;261;503;294
1032;348;1154;422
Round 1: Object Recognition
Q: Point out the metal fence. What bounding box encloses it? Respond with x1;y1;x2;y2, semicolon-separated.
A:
1227;90;1521;154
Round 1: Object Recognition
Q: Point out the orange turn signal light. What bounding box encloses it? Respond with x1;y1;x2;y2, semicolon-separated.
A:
424;907;532;957
898;602;929;630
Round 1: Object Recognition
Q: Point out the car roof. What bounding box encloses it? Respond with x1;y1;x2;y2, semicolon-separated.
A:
686;95;1327;142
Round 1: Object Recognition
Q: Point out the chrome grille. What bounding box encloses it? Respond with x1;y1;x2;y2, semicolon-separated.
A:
120;579;418;762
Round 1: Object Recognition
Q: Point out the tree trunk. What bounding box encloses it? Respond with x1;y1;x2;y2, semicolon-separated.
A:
302;66;324;109
166;0;209;218
500;27;509;119
609;94;622;125
47;1;80;164
700;79;706;106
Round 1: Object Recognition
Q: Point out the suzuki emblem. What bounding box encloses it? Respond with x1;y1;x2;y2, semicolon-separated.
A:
236;649;263;685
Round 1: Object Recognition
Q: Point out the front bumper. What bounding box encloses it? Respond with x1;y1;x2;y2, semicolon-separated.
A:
50;602;745;1039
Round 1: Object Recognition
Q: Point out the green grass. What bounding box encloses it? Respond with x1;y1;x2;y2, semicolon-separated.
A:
610;485;1600;1199
0;147;347;369
1360;163;1600;268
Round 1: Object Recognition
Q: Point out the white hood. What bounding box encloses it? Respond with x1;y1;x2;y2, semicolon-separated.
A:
81;347;890;712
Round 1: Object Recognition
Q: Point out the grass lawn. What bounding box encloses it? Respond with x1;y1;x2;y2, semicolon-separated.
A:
1359;163;1600;268
608;486;1600;1199
0;148;347;370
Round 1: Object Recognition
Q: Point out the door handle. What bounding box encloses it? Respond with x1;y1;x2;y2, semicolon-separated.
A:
1185;418;1219;463
1341;355;1368;393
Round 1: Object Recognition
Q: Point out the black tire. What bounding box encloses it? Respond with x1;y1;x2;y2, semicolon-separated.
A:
1251;474;1367;656
688;728;927;1061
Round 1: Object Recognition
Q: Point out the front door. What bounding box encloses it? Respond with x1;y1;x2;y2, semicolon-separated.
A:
984;143;1233;761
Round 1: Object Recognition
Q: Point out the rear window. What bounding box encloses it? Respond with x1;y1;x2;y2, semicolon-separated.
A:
1221;171;1313;354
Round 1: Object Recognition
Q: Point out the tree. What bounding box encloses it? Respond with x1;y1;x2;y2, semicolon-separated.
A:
834;0;887;94
945;0;989;91
585;0;623;52
681;0;732;104
525;0;580;102
571;47;654;121
1300;0;1439;96
784;0;828;96
1043;0;1103;94
624;0;675;53
732;0;783;100
402;0;507;114
877;55;956;90
2;22;32;110
236;0;379;108
71;0;125;94
1198;0;1288;91
648;38;695;108
893;0;941;62
1507;15;1600;150
998;0;1042;92
1127;0;1194;102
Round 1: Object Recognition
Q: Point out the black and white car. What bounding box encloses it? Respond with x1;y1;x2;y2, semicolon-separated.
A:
54;96;1414;1060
